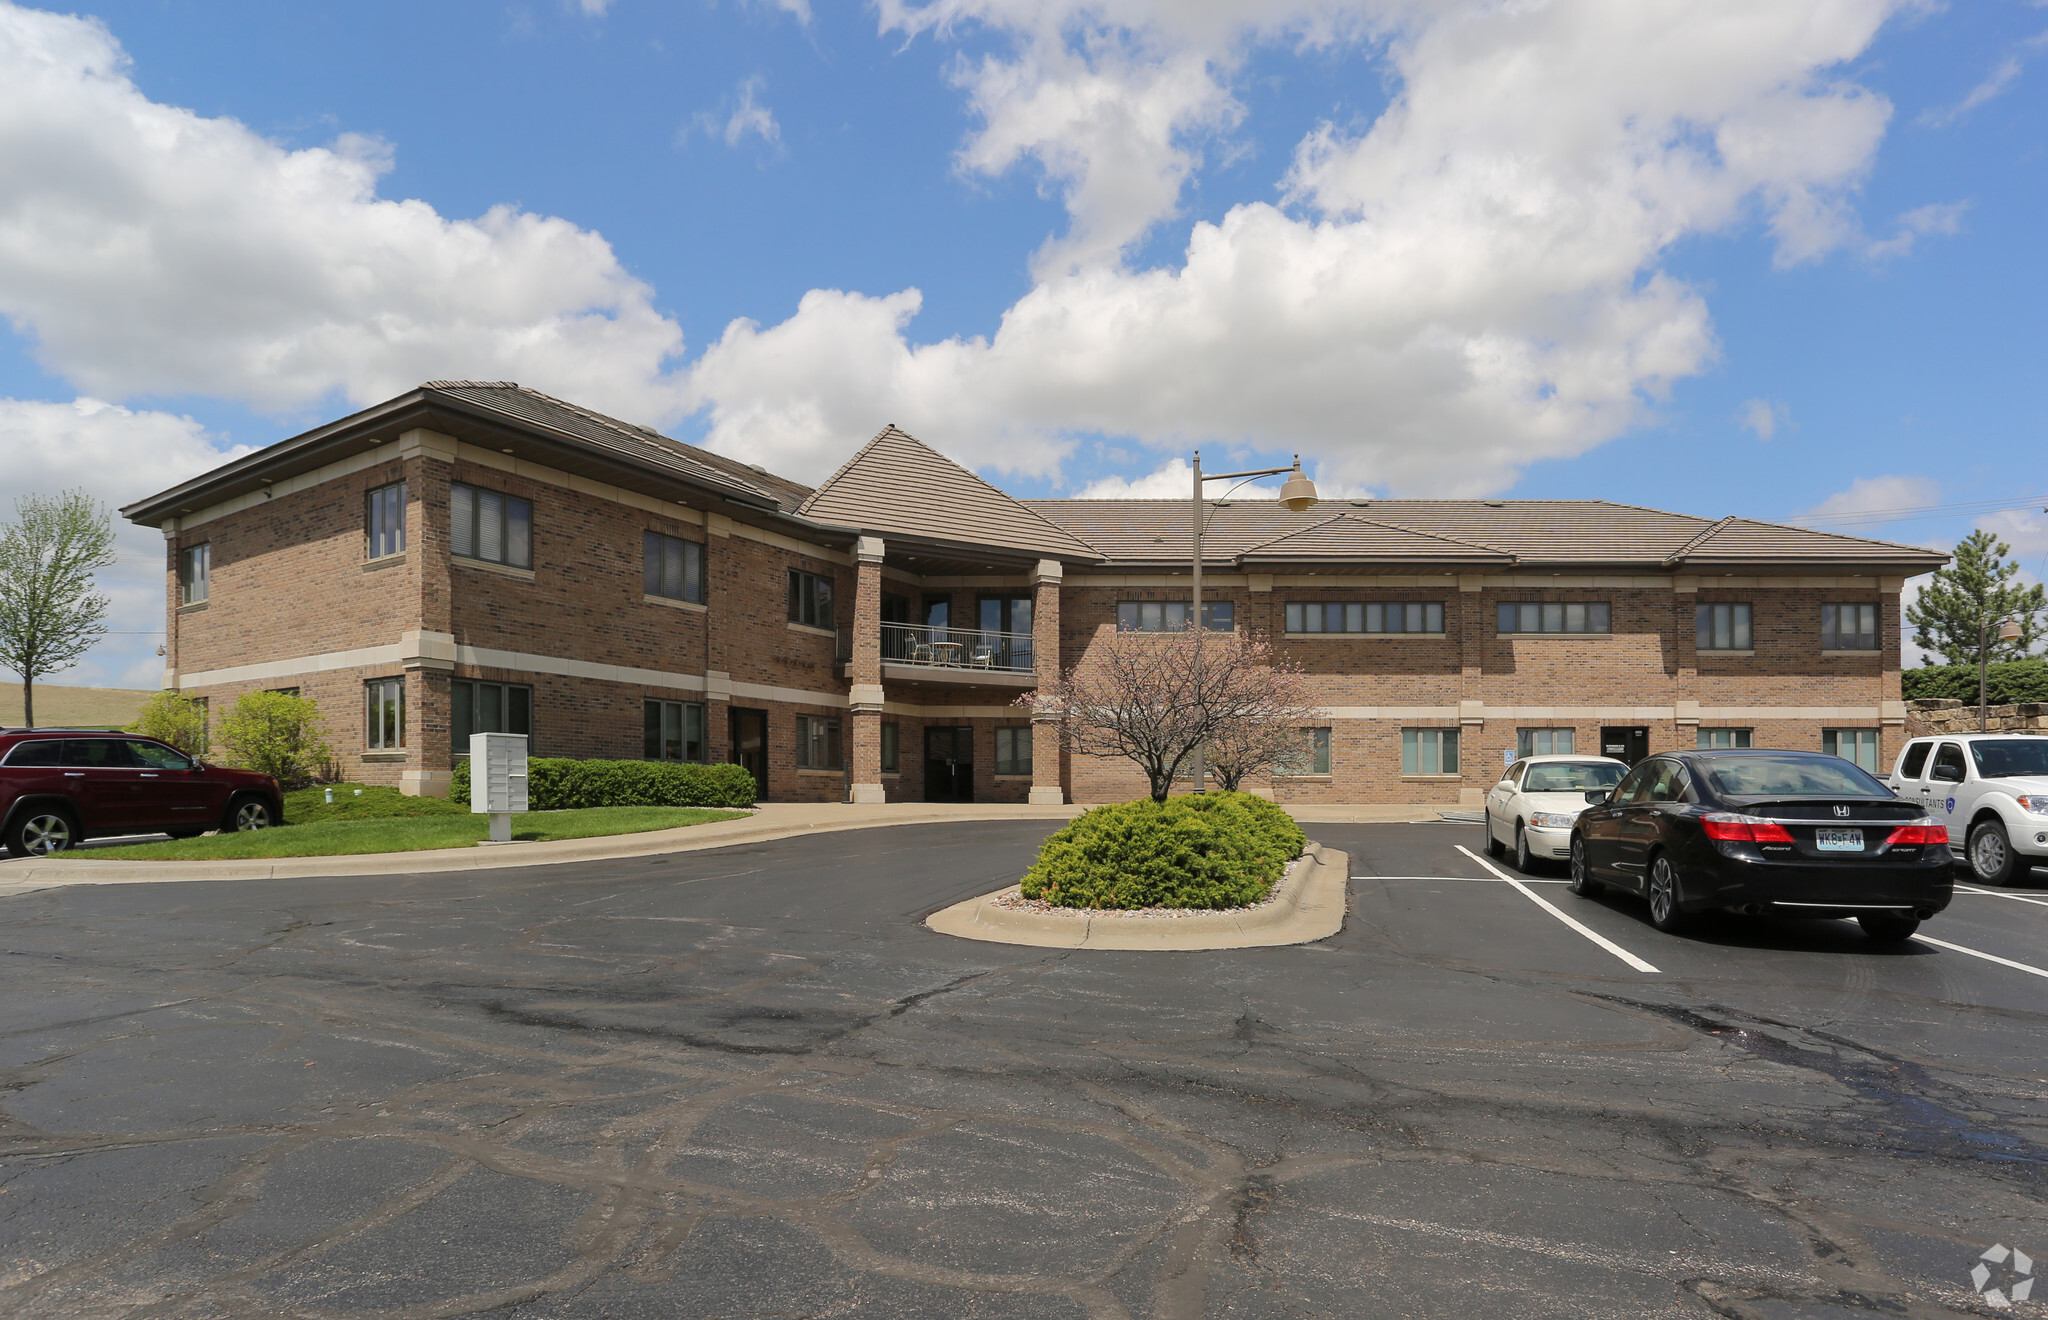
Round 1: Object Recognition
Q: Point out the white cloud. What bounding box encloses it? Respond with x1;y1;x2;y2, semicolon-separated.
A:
577;0;613;16
1918;30;2048;127
691;0;1916;494
1865;200;1968;260
686;76;782;149
0;3;690;424
0;398;250;689
1737;397;1789;440
1791;474;1940;527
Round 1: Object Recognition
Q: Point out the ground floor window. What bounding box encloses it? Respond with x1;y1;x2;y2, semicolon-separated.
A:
880;721;900;774
453;680;532;753
644;700;705;762
1517;728;1574;757
797;715;842;770
1696;728;1752;749
994;726;1032;776
1402;728;1459;775
366;678;404;749
1822;728;1880;772
1275;726;1332;776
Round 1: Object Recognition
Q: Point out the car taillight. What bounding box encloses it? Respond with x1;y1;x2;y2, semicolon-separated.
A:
1884;822;1947;846
1701;813;1795;843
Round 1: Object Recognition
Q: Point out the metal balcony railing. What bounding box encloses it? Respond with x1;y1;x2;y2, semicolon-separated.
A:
880;622;1034;673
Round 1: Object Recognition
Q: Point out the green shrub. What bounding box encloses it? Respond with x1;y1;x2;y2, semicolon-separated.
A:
1021;792;1306;910
281;782;467;825
129;690;209;757
213;690;331;788
448;757;757;810
1903;659;2048;706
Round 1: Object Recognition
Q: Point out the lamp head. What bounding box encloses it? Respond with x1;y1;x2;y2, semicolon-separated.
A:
1277;457;1318;513
1999;619;2024;643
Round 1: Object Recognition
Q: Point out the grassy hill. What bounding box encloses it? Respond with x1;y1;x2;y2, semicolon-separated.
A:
0;683;157;729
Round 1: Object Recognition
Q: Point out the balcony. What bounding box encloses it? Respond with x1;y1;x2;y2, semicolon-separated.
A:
843;622;1039;688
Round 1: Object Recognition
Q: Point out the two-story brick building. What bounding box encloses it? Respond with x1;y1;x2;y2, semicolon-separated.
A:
122;381;1944;807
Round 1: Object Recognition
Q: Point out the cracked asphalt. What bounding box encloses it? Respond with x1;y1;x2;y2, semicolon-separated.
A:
2;820;2046;1319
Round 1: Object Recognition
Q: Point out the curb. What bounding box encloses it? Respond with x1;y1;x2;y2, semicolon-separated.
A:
924;844;1350;951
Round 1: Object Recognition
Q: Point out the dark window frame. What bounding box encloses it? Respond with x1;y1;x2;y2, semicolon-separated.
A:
644;699;707;762
1695;602;1754;651
1821;602;1879;651
880;721;900;774
1115;600;1235;631
450;482;534;569
366;480;407;560
795;714;842;770
366;677;405;750
1495;601;1610;635
994;726;1033;777
1289;601;1445;635
451;679;533;754
1822;727;1880;772
643;531;705;604
1401;727;1459;775
788;569;835;630
179;542;210;605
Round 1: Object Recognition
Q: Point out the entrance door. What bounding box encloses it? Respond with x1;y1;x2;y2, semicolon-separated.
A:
729;708;769;801
1600;726;1649;766
924;726;974;803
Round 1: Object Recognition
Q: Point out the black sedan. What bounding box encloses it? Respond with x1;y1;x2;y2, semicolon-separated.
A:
1569;750;1952;942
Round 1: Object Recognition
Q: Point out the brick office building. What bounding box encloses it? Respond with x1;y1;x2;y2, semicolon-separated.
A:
123;382;1944;807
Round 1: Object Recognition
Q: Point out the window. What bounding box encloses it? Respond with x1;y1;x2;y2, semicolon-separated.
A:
995;726;1033;776
1932;742;1968;782
643;532;705;604
1288;601;1443;634
789;569;835;630
1696;602;1752;651
179;543;210;605
1517;728;1576;757
1116;600;1235;631
1642;760;1690;803
1402;728;1459;775
978;595;1035;668
450;483;533;569
1497;602;1610;634
880;721;900;774
1822;603;1878;651
1898;740;1932;779
366;678;405;750
125;740;194;771
366;481;406;559
1822;728;1880;773
452;680;531;753
796;714;841;770
1696;728;1752;749
644;700;706;762
1276;727;1333;776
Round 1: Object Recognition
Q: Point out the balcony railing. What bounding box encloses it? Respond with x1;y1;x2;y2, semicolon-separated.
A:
881;622;1034;673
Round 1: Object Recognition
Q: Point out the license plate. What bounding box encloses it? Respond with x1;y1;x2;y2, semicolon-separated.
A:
1815;828;1863;852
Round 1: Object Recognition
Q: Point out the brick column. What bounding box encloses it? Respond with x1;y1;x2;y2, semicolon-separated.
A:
1457;574;1486;807
398;429;457;797
1673;576;1699;754
847;536;887;804
1029;559;1066;805
160;519;181;691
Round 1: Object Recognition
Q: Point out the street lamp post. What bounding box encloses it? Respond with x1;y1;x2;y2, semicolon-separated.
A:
1980;613;2025;732
1187;450;1319;792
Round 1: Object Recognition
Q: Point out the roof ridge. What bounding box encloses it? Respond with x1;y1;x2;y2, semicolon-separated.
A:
1236;510;1514;560
1663;514;1736;566
1235;511;1347;556
797;427;895;519
807;426;1104;556
1725;514;1942;557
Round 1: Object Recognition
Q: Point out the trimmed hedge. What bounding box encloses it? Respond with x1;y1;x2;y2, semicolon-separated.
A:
1902;660;2048;706
1020;792;1306;910
448;757;757;810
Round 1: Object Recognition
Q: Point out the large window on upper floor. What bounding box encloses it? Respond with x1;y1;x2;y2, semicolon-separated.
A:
366;481;406;560
788;569;834;630
1497;602;1609;634
451;483;532;569
1116;601;1234;631
1290;601;1442;634
643;532;705;604
179;543;210;605
1821;603;1878;651
1696;602;1753;651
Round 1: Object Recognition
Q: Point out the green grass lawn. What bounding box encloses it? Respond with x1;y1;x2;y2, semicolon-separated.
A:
73;806;752;860
282;783;468;824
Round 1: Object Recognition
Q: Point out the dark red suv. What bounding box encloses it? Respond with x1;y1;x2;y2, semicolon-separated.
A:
0;729;284;857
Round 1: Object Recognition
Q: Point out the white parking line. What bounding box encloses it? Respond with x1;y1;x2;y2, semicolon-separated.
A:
1954;885;2048;909
1913;934;2048;981
1352;874;1568;884
1455;845;1661;974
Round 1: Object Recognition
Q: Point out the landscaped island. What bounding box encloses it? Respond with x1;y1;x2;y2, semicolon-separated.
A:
1020;792;1306;910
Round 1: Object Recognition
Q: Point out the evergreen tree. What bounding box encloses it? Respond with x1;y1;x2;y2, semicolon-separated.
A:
1907;530;2046;666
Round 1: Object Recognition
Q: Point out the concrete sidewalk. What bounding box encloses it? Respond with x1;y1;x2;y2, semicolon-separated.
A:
0;799;1449;893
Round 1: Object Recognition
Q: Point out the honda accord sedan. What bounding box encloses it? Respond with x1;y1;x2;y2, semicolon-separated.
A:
1569;749;1951;942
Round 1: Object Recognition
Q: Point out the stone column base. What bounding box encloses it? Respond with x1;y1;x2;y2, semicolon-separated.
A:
848;783;888;805
1027;786;1066;806
401;769;453;799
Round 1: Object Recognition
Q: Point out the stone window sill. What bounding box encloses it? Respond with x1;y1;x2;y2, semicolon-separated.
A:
1820;649;1880;656
1495;632;1612;640
362;750;408;762
880;771;901;779
993;773;1034;782
1400;774;1463;781
645;594;708;613
177;600;208;614
796;767;843;777
362;553;407;572
786;621;837;639
1696;649;1756;657
1285;632;1446;641
1272;774;1333;781
455;556;536;581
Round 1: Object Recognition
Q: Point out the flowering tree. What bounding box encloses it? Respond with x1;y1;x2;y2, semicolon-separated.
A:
1018;627;1319;803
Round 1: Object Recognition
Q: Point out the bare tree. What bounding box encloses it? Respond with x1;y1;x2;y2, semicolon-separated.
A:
1206;712;1317;793
1019;627;1318;803
0;491;117;728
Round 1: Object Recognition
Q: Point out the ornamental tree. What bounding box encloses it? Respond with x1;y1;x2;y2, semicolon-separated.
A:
1018;626;1318;803
0;490;117;727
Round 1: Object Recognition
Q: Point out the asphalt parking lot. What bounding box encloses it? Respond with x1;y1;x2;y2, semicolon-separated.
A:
2;821;2045;1319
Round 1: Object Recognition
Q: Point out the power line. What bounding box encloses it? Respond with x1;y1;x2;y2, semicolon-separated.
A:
1794;494;2048;528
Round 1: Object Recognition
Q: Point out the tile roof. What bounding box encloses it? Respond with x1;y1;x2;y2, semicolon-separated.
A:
422;382;815;511
1022;498;1945;571
1237;513;1512;564
798;426;1100;559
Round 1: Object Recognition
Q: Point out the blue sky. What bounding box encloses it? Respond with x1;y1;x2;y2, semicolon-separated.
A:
0;0;2043;683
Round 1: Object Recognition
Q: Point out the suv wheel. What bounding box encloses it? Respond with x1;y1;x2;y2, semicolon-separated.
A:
227;797;275;832
1568;836;1600;896
7;807;78;858
1967;820;2023;885
1858;912;1921;943
1646;854;1690;934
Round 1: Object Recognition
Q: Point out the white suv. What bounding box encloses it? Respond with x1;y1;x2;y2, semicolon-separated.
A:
1884;734;2048;883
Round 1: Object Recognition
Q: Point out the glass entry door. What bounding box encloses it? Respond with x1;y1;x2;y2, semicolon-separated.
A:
729;707;769;800
924;726;973;803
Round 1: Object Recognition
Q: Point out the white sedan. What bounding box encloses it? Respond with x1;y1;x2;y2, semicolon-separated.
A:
1484;754;1631;871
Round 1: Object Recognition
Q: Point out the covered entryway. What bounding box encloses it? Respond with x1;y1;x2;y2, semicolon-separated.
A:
924;726;973;802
